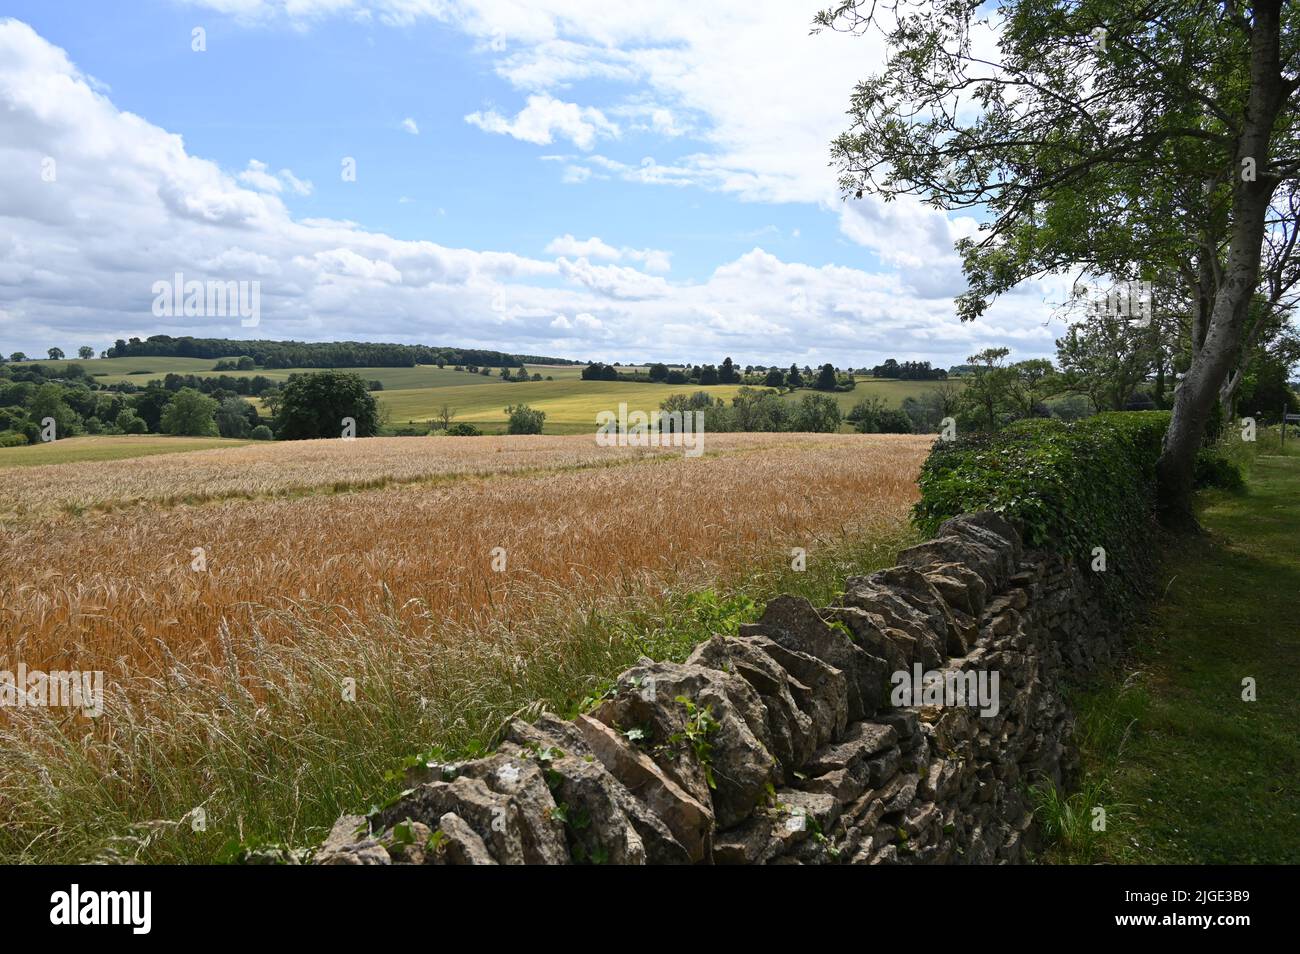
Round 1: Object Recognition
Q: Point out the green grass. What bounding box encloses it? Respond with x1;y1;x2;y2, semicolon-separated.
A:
0;434;250;467
784;377;961;415
30;357;539;390
1038;441;1300;864
379;376;958;433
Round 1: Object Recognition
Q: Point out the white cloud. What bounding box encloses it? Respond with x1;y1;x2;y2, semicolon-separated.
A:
172;1;1044;318
237;158;314;196
401;116;419;135
0;17;1060;366
546;234;671;273
465;93;618;150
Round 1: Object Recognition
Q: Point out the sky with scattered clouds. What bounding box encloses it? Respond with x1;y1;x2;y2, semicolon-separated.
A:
0;0;1071;365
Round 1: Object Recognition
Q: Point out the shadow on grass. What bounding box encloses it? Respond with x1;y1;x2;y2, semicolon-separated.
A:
1037;453;1300;864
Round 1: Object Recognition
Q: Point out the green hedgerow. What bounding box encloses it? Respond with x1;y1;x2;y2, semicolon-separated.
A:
913;411;1170;613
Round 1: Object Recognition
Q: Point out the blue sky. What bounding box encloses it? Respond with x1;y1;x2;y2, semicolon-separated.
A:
0;1;1063;365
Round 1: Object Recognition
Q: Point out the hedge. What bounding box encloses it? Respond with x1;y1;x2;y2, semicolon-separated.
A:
914;411;1172;609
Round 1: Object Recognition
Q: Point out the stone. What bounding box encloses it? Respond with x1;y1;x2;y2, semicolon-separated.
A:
428;813;497;865
381;820;433;864
840;577;946;672
540;752;649;865
315;815;391;865
591;660;778;829
751;636;848;746
455;748;570;864
922;562;989;618
804;720;898;775
859;566;965;658
740;595;891;721
686;634;818;780
573;714;713;862
379;775;527;864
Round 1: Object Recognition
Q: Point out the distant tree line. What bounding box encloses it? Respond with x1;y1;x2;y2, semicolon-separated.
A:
103;335;576;369
0;359;396;445
585;358;856;391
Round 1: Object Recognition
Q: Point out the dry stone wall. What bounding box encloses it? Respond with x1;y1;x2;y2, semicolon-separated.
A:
316;511;1123;865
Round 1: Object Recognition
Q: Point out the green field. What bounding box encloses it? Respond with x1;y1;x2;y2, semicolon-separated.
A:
0;434;250;467
29;356;582;390
797;377;958;414
22;356;957;436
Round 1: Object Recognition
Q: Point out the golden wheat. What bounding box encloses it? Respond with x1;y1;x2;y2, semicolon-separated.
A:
2;433;929;674
0;432;930;862
2;432;829;517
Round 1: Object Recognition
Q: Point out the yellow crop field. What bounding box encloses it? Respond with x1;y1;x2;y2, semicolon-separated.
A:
378;379;753;428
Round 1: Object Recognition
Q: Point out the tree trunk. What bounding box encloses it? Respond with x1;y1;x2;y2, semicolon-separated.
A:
1156;0;1284;528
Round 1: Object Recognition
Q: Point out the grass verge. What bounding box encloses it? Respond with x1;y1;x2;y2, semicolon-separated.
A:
1035;433;1300;863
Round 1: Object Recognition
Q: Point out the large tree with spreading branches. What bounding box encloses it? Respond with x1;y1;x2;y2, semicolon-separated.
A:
819;0;1299;527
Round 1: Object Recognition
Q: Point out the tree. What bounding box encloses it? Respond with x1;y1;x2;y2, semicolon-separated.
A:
115;408;147;434
720;357;740;384
648;362;669;382
1005;359;1061;418
214;396;257;438
763;368;785;388
47;348;64;361
1237;348;1300;420
273;370;380;440
698;365;719;386
822;0;1300;526
435;404;455;431
786;363;804;388
1057;318;1159;412
249;424;274;440
29;383;79;439
161;388;219;436
814;363;838;391
731;387;792;431
9;353;25;363
792;393;843;432
77;346;94;360
505;404;545;434
960;349;1013;433
130;384;173;433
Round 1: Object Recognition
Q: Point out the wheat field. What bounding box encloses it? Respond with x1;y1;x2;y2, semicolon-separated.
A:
0;432;930;862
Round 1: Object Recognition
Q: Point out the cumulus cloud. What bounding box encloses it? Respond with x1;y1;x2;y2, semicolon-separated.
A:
465;94;618;150
401;117;419;135
0;17;1059;366
237;159;314;196
545;234;671;273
